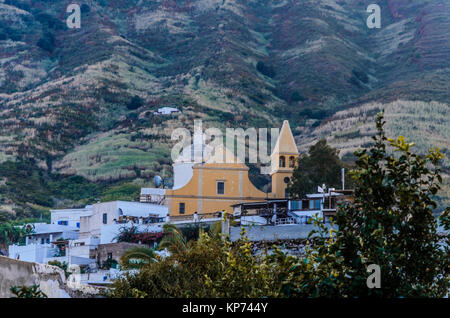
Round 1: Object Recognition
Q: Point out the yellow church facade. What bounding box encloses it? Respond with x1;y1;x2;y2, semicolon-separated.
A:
141;121;299;217
165;161;271;216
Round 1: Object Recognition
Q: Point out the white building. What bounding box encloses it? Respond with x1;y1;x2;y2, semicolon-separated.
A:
8;223;79;263
8;201;168;266
8;243;58;264
153;107;181;115
51;205;93;229
79;201;168;241
24;223;79;245
289;190;351;223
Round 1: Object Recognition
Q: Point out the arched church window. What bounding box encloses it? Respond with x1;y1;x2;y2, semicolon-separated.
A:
289;156;295;168
279;156;286;168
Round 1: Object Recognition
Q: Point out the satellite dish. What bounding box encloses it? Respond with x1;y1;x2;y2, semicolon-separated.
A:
154;175;163;188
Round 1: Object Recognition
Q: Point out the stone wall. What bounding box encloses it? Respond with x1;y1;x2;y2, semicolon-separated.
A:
230;224;336;242
0;256;70;298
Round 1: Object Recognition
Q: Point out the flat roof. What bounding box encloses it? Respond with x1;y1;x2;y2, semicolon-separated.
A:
28;223;78;235
114;201;168;217
231;200;288;208
141;188;166;195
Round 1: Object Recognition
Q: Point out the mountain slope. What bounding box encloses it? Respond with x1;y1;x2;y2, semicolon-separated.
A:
0;0;448;214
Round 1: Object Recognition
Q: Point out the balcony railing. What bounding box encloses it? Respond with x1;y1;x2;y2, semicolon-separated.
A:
169;211;224;223
274;217;296;225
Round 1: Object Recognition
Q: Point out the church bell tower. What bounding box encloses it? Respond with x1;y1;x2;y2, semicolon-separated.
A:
270;120;299;198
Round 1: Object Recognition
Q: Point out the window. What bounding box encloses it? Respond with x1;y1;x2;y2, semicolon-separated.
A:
46;238;50;244
107;253;113;260
314;200;321;210
41;238;44;244
58;220;68;226
217;181;225;195
76;222;80;228
179;203;185;215
102;213;107;224
302;200;309;210
279;156;286;168
291;201;302;210
289;156;295;168
309;200;314;210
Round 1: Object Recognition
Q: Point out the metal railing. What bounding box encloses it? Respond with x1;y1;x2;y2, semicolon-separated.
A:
169;211;224;223
274;217;296;225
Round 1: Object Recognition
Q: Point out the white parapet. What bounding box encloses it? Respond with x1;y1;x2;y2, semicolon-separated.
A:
8;243;58;264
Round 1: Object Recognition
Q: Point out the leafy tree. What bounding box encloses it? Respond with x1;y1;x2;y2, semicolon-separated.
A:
180;223;210;242
158;223;188;257
102;258;118;270
290;91;306;102
352;69;369;84
111;232;224;298
256;61;275;78
81;4;91;13
326;112;449;297
127;95;144;110
288;139;352;197
0;223;33;254
37;32;55;53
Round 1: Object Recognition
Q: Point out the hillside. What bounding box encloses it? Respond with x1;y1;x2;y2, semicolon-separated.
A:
0;0;448;217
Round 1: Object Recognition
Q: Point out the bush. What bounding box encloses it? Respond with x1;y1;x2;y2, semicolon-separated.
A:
10;285;47;298
37;33;55;53
81;4;91;13
352;69;369;84
127;95;144;110
290;91;306;102
103;258;118;270
256;61;276;78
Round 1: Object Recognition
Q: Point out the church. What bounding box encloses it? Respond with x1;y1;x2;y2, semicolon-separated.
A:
140;120;299;217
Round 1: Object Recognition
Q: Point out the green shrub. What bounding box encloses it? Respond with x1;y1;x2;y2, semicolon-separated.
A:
10;285;47;298
127;95;144;110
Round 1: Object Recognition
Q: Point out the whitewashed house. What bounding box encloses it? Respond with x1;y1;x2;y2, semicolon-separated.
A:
153;107;181;115
8;223;79;263
51;205;93;229
78;201;168;243
8;201;168;267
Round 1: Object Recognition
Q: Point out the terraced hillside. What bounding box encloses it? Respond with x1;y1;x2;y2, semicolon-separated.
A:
0;0;448;217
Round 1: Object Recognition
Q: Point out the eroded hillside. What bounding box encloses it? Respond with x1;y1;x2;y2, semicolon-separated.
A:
0;0;448;215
